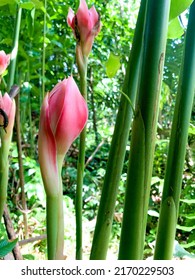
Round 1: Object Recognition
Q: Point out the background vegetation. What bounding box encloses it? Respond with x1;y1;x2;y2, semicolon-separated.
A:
0;0;194;259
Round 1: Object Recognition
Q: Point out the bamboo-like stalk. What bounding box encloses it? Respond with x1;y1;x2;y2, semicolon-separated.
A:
154;1;195;260
8;7;22;91
90;0;146;260
76;55;88;260
118;0;171;260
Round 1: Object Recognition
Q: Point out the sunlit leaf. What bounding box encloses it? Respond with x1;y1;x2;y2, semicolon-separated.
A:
106;53;121;78
170;0;193;20
188;124;195;135
31;0;43;9
180;213;195;219
19;2;34;10
177;224;195;232
0;0;15;6
180;199;195;204
168;17;184;39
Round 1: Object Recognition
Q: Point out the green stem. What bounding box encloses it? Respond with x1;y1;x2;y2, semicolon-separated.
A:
0;141;10;220
154;1;195;260
15;94;28;238
46;167;64;260
8;6;22;91
118;0;170;260
90;0;146;260
46;195;59;259
42;0;47;103
76;54;88;260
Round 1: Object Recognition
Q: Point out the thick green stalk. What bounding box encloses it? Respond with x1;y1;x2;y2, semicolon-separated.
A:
0;141;10;220
46;195;59;259
90;0;146;260
118;0;170;260
154;1;195;260
8;7;22;91
46;159;64;260
76;54;88;260
46;194;64;260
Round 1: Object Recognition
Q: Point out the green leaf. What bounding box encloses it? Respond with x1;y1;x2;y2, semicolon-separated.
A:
23;254;35;260
105;53;121;78
180;213;195;219
31;0;44;9
0;0;16;6
182;241;195;249
188;124;195;135
180;199;195;204
0;38;13;46
0;238;18;258
176;224;195;232
168;18;184;39
170;0;193;20
19;2;35;10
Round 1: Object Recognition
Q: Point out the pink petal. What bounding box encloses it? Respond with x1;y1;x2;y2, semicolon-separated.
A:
0;51;10;75
89;6;99;27
77;0;90;29
48;80;67;135
0;93;15;137
38;93;59;196
1;93;12;114
67;8;75;29
55;76;88;155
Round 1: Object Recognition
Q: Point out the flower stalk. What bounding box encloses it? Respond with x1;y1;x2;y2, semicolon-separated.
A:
67;0;100;260
75;67;87;260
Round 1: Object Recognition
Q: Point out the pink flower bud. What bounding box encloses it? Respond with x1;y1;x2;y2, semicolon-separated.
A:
0;51;10;76
38;77;88;196
0;92;15;138
67;0;101;57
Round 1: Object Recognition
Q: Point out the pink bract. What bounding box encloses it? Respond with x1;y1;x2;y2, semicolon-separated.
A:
0;51;10;75
38;76;88;196
67;0;101;57
0;92;15;137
